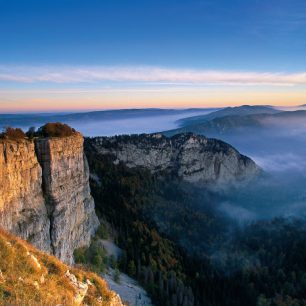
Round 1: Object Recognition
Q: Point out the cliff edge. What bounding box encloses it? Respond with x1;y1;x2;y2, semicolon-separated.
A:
0;129;99;264
87;133;260;184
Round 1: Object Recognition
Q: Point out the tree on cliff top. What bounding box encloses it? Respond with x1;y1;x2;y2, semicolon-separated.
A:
0;127;26;140
38;122;77;138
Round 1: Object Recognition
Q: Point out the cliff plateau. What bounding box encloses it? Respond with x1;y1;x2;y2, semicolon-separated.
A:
86;133;260;184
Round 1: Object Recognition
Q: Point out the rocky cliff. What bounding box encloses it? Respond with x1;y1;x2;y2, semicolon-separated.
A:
0;139;51;252
36;133;99;263
87;133;260;184
0;133;99;264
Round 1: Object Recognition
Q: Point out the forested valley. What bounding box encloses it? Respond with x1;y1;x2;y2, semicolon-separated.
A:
85;139;306;306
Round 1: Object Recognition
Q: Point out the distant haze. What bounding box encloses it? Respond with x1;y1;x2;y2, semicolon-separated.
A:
166;107;306;221
0;108;216;137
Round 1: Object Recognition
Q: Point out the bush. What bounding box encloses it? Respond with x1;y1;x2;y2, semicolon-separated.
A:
109;255;117;269
38;123;76;138
96;224;109;240
73;247;87;264
26;126;36;139
0;127;26;140
114;268;121;283
127;260;136;277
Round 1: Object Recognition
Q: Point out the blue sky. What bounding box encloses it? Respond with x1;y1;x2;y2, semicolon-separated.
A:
1;0;306;111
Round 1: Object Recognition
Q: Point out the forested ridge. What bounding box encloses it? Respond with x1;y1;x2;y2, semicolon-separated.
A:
85;138;306;306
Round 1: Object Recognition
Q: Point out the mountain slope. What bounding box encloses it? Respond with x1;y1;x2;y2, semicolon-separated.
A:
0;228;123;306
166;110;306;137
176;105;281;127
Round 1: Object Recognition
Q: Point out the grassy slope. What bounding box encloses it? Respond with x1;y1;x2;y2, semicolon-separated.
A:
0;229;121;306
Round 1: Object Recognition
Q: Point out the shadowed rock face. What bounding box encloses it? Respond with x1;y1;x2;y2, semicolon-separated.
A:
0;133;99;264
87;133;260;184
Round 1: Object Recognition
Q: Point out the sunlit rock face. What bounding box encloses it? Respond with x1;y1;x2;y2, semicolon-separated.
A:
0;133;99;264
36;133;99;264
0;139;51;252
87;133;260;184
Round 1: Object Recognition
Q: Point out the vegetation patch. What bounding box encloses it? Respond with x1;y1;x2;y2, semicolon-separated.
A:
0;229;118;306
0;127;26;140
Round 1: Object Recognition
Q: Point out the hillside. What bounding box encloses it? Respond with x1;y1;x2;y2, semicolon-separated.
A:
0;228;123;306
176;105;280;127
84;137;306;306
166;110;306;137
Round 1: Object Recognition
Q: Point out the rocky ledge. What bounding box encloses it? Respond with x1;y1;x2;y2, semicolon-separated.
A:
86;133;260;184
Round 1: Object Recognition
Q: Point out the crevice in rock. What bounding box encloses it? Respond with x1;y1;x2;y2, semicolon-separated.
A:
34;139;56;255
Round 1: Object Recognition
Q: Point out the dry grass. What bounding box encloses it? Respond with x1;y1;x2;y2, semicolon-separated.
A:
0;229;117;306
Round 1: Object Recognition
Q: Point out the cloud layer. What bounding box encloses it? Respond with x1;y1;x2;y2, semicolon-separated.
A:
1;65;306;86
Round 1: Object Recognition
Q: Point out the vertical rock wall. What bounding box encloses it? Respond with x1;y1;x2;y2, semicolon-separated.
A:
0;139;51;252
35;134;99;263
0;134;99;264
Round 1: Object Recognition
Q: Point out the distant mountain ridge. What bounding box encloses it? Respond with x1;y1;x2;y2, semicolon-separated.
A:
166;106;306;137
176;105;281;127
0;108;217;130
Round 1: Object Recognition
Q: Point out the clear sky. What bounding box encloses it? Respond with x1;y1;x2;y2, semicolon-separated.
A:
1;0;306;112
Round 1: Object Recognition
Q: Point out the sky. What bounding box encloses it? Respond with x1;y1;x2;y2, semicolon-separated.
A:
1;0;306;112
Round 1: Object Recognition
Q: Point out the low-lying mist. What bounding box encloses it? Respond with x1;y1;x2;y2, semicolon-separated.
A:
1;109;214;136
192;115;306;223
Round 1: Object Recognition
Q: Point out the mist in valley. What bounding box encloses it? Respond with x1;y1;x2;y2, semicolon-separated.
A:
188;115;306;223
0;109;214;136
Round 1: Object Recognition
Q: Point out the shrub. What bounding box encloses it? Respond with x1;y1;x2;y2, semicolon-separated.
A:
96;224;109;240
109;255;117;269
38;122;76;138
74;247;87;264
114;268;121;283
25;126;36;139
127;260;136;277
0;127;26;140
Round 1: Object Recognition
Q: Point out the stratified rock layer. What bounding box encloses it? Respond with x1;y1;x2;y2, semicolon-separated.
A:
0;134;99;264
87;133;260;184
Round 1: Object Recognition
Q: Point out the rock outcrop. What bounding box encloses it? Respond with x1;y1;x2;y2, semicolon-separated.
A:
87;133;260;184
0;139;51;252
0;133;99;264
36;134;99;263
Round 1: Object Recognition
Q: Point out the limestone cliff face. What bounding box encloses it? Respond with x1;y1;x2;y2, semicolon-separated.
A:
0;139;51;252
0;134;99;264
35;134;99;263
87;133;260;184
